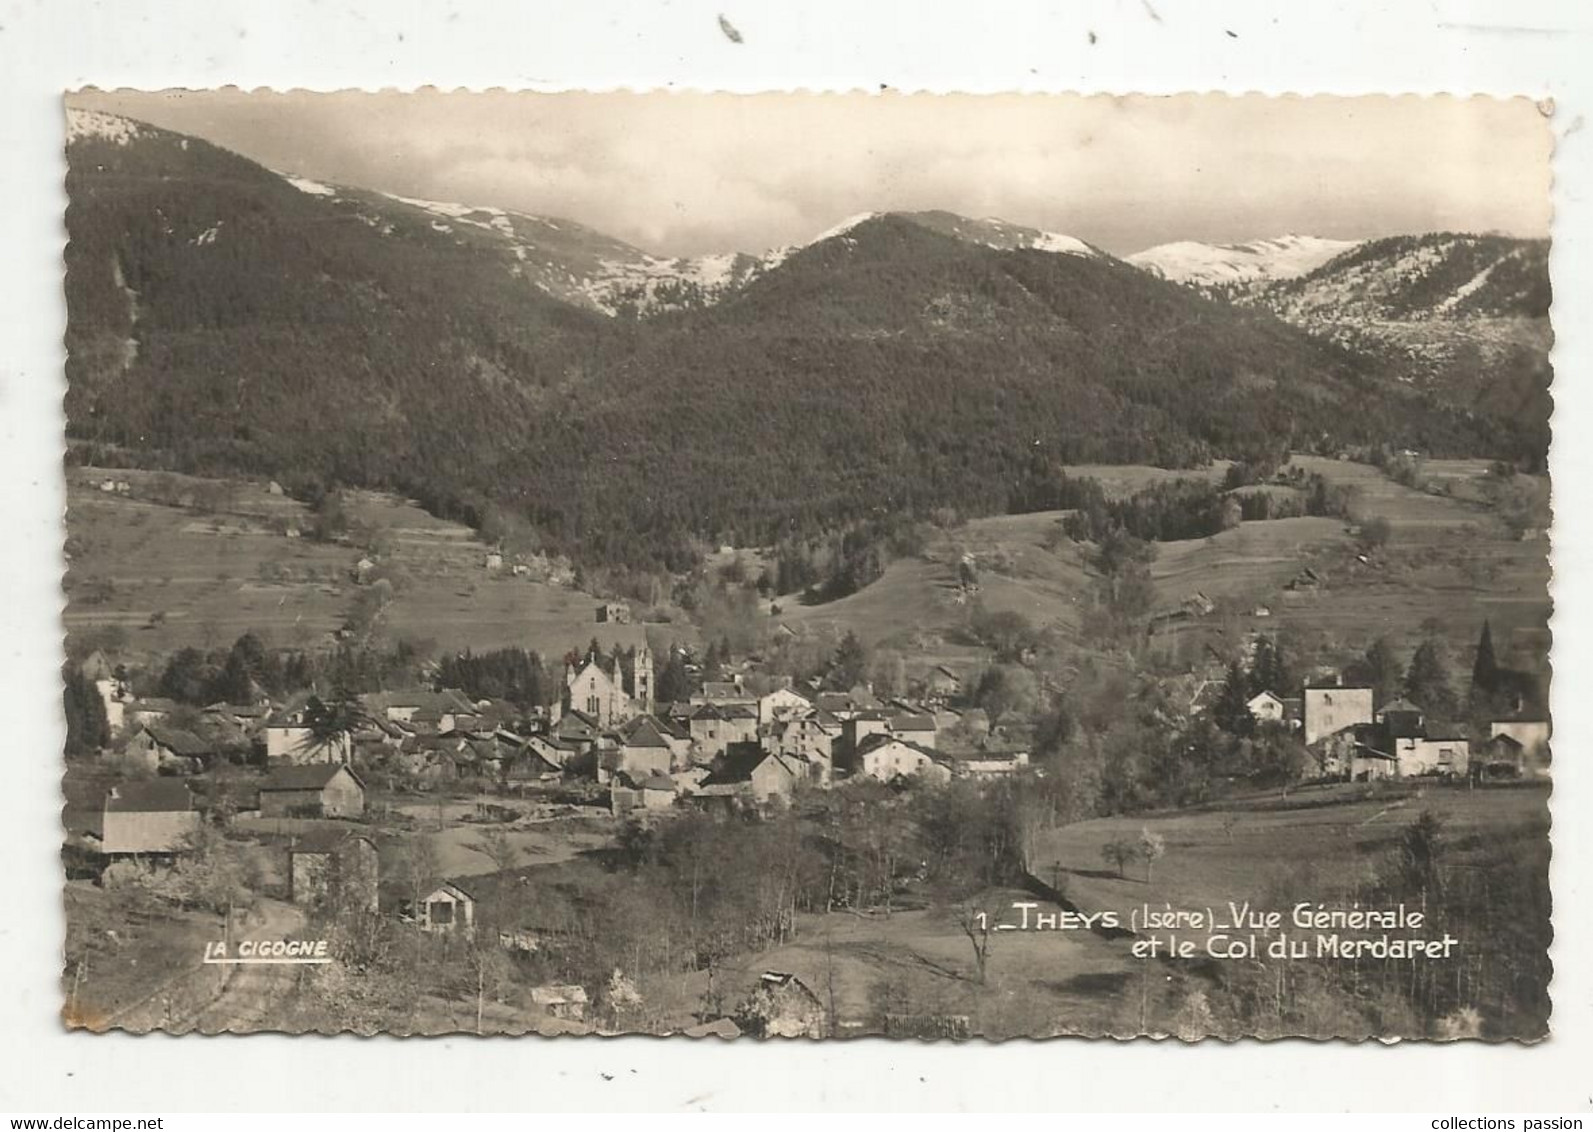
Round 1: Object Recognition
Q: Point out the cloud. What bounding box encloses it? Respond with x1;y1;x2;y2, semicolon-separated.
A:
68;90;1552;256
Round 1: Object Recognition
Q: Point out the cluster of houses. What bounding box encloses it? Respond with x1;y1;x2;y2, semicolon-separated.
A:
1209;671;1552;782
71;644;1032;858
551;656;1030;814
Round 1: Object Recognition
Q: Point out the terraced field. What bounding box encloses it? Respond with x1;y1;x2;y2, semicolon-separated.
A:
63;467;674;659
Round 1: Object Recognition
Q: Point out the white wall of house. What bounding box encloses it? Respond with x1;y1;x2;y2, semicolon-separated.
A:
1303;687;1374;746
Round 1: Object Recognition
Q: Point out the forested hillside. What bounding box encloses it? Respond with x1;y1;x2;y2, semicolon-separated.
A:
1245;234;1553;468
65;113;1534;573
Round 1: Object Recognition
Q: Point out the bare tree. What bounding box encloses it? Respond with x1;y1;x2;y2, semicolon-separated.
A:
1139;827;1166;885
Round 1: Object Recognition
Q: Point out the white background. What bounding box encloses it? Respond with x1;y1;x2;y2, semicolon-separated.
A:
1;0;1589;1113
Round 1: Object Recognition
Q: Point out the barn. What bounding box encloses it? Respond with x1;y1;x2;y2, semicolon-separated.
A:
259;764;366;819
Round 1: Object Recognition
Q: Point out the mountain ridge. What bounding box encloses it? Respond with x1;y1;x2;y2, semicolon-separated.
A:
63;108;1546;570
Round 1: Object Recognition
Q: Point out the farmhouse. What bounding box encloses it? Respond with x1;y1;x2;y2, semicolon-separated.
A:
940;748;1030;780
1302;684;1374;746
689;703;760;760
1478;733;1532;779
101;779;201;858
1490;715;1550;761
700;744;800;804
503;744;562;789
125;697;180;730
259;763;366;819
288;831;380;913
775;707;842;784
758;685;812;726
124;724;214;774
890;712;939;749
610;772;677;814
264;703;353;766
854;734;951;785
1400;724;1470;778
1246;690;1287;725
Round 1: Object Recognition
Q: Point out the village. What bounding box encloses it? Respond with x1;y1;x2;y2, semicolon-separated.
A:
60;548;1552;1038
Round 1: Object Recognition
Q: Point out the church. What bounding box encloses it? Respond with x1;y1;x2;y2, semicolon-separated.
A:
563;645;654;728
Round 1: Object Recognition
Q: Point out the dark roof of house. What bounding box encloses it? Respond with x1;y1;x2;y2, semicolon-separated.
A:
855;732;935;759
290;829;377;855
506;748;560;778
704;743;789;786
892;713;936;732
142;724;212;758
1487;732;1525;750
621;716;672;748
105;779;193;813
636;773;676;792
261;764;363;791
690;703;727;721
722;705;757;721
128;698;180;714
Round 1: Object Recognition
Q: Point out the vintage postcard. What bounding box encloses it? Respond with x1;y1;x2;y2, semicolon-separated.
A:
59;90;1553;1040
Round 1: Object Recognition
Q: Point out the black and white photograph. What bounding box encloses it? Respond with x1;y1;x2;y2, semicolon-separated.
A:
56;89;1554;1042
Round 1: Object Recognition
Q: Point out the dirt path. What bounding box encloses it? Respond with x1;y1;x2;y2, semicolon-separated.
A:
185;899;308;1033
105;898;308;1033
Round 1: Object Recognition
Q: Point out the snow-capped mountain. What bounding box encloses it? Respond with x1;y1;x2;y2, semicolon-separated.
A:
1127;235;1360;287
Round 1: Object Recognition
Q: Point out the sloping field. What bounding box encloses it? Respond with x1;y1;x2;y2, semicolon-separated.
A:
1061;461;1234;500
640;886;1155;1038
1293;455;1505;539
1036;782;1550;929
1152;516;1347;607
776;510;1092;654
63;467;674;659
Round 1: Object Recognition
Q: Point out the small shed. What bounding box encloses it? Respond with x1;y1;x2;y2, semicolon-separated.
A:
409;880;476;933
289;831;380;913
531;984;589;1021
735;971;826;1038
259;763;366;819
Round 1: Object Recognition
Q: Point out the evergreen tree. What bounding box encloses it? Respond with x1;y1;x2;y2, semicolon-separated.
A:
1404;639;1459;719
63;668;111;759
656;648;693;705
1212;661;1255;737
1352;636;1404;708
1470;620;1501;705
1247;636;1293;697
829;631;869;691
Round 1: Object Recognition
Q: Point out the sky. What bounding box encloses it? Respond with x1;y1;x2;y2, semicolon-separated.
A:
68;90;1553;258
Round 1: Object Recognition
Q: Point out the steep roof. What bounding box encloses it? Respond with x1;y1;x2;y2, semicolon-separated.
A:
142;724;212;758
261;764;363;791
703;744;794;787
105;779;193;813
289;829;377;855
855;732;935;759
620;715;671;748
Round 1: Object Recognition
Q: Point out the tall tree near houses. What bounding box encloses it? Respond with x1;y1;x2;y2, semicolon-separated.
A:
1404;639;1459;720
1470;620;1501;705
829;631;868;692
1212;661;1255;737
1356;636;1404;708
